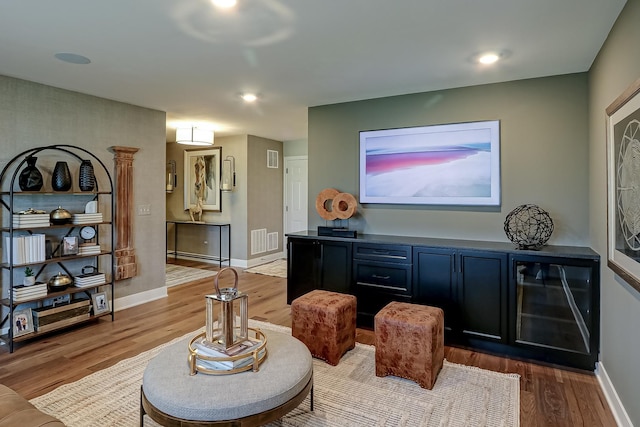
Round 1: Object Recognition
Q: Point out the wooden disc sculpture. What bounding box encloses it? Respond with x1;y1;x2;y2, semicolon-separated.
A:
315;188;358;220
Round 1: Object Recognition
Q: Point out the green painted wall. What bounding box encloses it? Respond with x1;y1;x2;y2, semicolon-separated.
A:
589;0;640;423
309;74;589;246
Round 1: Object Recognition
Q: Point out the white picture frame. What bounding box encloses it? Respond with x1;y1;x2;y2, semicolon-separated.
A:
184;147;222;212
92;291;110;315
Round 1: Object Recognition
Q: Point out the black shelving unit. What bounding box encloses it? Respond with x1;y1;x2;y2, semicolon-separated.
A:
0;145;115;352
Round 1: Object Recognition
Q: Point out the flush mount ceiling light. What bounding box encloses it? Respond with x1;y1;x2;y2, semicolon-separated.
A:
54;52;91;65
241;93;258;103
212;0;237;8
176;127;214;146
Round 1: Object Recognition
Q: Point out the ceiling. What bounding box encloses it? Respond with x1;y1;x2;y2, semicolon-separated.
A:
0;0;626;143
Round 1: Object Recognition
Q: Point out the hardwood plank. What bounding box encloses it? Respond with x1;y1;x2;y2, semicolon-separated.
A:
0;260;617;426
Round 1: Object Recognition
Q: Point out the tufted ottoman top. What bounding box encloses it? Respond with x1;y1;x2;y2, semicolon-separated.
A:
142;329;312;422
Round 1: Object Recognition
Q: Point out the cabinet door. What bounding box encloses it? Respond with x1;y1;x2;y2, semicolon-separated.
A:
287;238;317;303
413;247;457;330
318;241;352;294
458;250;508;342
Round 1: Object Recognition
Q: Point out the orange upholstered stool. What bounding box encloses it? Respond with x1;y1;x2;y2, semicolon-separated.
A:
291;289;357;366
375;301;444;389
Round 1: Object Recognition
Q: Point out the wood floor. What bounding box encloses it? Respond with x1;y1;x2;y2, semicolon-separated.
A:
0;260;616;427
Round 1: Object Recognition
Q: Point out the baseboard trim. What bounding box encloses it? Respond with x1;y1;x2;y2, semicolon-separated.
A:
166;252;244;268
166;251;286;269
246;251;286;268
595;361;633;427
114;286;167;312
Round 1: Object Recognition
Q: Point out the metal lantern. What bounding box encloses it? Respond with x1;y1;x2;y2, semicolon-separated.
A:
205;267;248;349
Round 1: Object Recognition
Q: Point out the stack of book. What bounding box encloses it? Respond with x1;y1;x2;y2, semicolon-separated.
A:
74;271;106;288
71;213;103;225
78;243;101;256
12;213;50;229
3;234;46;264
12;283;48;302
193;336;265;370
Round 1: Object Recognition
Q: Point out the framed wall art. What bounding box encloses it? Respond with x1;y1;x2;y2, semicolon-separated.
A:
606;77;640;293
359;120;501;206
184;147;222;212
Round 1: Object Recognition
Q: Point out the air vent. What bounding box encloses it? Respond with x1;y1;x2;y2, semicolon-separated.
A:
267;150;279;169
251;229;267;255
267;232;279;251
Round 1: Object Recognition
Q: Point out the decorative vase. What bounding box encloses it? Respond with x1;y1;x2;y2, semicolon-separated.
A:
52;161;72;191
78;159;95;191
18;156;43;191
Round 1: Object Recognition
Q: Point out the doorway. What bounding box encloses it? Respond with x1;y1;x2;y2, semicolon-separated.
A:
284;156;308;251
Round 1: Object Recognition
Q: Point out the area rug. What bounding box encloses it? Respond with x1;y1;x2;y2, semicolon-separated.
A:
30;320;520;427
245;259;287;278
165;264;217;287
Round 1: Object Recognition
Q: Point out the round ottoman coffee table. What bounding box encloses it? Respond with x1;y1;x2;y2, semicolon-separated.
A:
141;329;313;426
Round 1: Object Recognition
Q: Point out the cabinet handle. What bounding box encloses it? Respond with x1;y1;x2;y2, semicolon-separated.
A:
372;274;390;280
373;250;390;254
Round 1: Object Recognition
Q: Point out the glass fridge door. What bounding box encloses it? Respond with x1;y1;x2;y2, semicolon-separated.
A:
514;261;591;354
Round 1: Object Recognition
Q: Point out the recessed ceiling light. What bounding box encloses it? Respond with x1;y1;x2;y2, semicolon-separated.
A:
241;93;258;103
54;53;91;65
212;0;237;8
478;53;500;65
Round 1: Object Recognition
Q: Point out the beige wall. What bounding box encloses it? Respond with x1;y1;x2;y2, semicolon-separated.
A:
308;74;589;245
589;0;640;423
166;135;248;262
166;134;283;264
247;136;284;260
0;75;166;303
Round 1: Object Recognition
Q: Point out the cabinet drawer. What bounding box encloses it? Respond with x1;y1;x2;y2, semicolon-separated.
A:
354;260;412;294
353;243;411;263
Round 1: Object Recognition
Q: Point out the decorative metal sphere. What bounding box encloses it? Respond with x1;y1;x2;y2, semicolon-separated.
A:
504;204;554;250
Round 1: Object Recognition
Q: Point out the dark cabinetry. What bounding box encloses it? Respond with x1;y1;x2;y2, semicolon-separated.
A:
287;231;600;370
353;243;412;326
413;247;507;342
286;238;351;304
413;247;456;329
457;250;508;342
508;254;599;369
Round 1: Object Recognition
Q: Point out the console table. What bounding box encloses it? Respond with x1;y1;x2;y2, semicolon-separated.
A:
166;221;231;268
287;231;600;371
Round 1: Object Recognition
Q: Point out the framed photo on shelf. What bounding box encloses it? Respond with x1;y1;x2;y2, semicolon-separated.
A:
606;77;640;293
184;147;222;212
13;308;34;337
62;236;79;256
92;291;110;315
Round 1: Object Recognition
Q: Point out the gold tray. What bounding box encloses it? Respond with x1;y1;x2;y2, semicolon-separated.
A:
187;327;268;375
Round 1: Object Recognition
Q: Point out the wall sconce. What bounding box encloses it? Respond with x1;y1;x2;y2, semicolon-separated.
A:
221;155;236;192
166;160;177;193
176;127;214;146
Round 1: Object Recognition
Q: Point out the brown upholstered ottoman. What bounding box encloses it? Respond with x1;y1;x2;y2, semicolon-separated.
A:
291;289;356;366
374;301;444;389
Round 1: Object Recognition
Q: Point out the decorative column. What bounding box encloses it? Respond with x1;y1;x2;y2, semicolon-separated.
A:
110;146;139;280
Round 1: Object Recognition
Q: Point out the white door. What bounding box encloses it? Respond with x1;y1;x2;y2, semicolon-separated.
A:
284;157;308;248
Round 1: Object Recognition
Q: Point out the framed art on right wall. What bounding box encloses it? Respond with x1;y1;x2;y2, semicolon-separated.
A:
606;77;640;293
